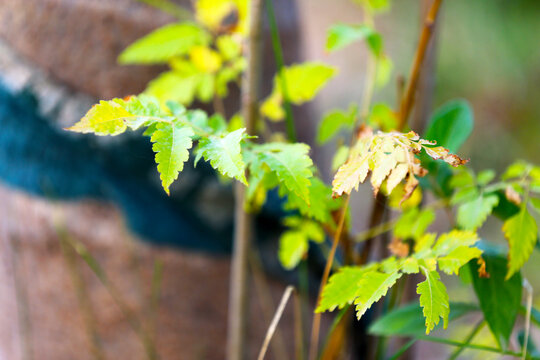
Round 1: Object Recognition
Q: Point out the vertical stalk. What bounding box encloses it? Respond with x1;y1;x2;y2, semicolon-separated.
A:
398;0;443;128
227;0;264;359
265;0;297;142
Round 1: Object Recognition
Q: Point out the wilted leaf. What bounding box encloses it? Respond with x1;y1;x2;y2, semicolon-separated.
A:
332;128;466;202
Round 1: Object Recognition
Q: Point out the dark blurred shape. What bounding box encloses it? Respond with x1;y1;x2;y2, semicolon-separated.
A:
0;82;237;252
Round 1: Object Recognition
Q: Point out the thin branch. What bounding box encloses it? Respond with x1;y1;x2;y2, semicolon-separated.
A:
227;0;264;359
57;228;105;360
308;196;351;360
416;335;536;359
257;286;295;360
398;0;444;129
522;279;533;360
249;251;289;360
447;320;485;360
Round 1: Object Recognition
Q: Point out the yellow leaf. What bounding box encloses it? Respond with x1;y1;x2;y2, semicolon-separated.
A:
189;45;223;73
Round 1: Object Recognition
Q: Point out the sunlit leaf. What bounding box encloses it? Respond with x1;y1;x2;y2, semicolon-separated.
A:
316;266;373;312
354;270;402;319
417;268;449;334
151;121;194;194
195;128;247;184
503;205;538;279
119;23;210;64
456;194;499;230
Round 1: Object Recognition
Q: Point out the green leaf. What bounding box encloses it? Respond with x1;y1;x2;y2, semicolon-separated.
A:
195;128;247;184
417;268;449;334
375;54;393;89
118;23;210;64
369;302;477;336
151;121;194;194
503;205;538;279
254;143;314;204
261;62;337;121
424;100;473;153
470;254;522;350
66;96;165;135
316;104;357;144
284;177;341;225
67;100;132;136
531;198;540;214
367;103;397;131
477;169;495;186
325;24;381;55
502;161;528;181
332;145;350;172
354;270;403;319
432;230;478;257
438;246;482;275
456;194;499;230
145;72;199;105
278;231;308;270
394;208;435;240
316;266;372;312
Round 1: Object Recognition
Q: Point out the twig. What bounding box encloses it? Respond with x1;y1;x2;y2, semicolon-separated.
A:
308;196;351;360
294;292;305;360
257;286;295;360
9;236;34;360
57;228;105;360
63;232;158;360
249;251;289;360
227;0;264;358
398;0;444;129
522;279;533;360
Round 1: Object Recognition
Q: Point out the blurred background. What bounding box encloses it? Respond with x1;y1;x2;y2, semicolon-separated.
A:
0;0;538;359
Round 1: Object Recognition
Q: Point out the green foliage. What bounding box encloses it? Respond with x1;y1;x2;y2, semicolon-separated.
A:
119;23;210;64
417;267;449;334
195;128;248;184
503;205;538;279
279;217;325;270
316;266;373;312
456;194;499;230
394;207;435;240
248;142;314;204
67;95;249;194
261;62;337;121
67;2;540;356
369;302;477;337
317;104;358;145
470;254;522;349
325;24;381;55
424;100;474;153
354;270;403;319
151;122;195;195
